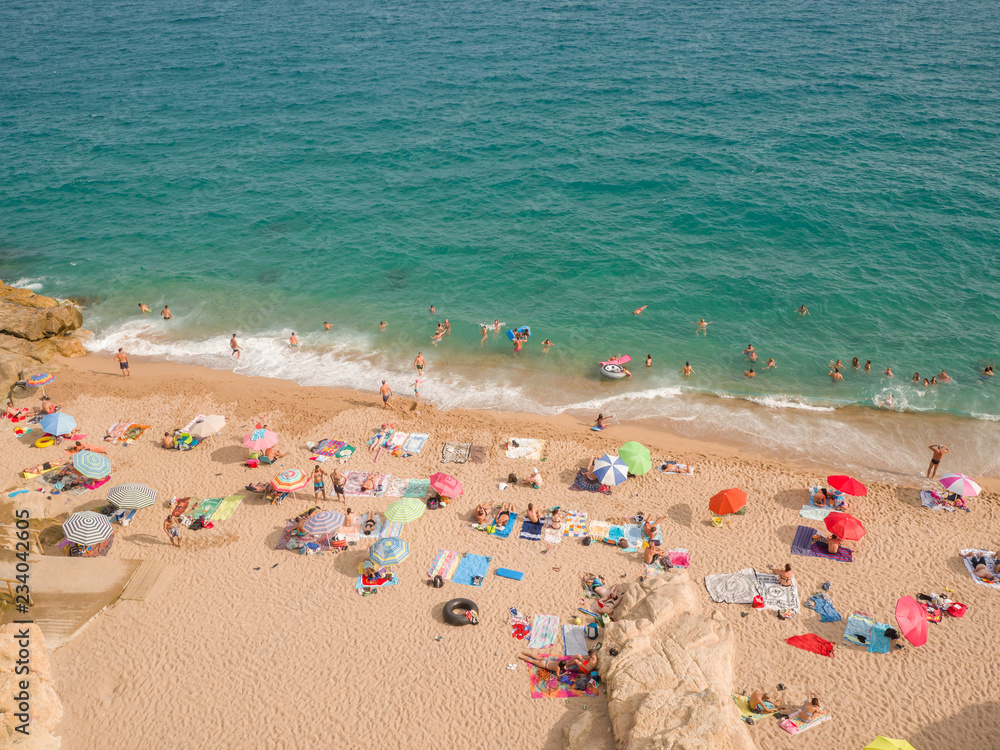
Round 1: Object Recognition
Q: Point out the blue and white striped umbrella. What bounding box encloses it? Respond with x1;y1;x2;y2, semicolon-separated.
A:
369;537;410;566
303;510;344;536
62;511;114;545
107;483;157;510
593;454;629;487
40;412;76;436
72;450;112;479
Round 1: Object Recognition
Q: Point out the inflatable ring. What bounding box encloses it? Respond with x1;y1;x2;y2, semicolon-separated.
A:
600;363;627;379
443;598;479;626
34;436;55;448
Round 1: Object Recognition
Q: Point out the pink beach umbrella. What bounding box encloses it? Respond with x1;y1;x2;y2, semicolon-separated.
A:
428;472;463;497
894;596;928;647
938;474;981;497
243;428;279;451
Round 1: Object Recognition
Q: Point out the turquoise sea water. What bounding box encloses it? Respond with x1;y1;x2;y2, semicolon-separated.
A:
3;0;1000;475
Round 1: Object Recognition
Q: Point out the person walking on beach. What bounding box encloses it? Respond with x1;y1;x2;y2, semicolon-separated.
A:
114;348;130;378
230;334;241;359
312;465;328;502
681;362;695;377
693;318;712;335
414;352;425;374
927;444;950;478
161;305;172;320
379;380;394;410
164;515;181;549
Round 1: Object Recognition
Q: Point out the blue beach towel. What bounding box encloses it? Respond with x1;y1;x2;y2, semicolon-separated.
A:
869;623;892;654
453;554;492;586
520;520;543;541
492;513;518;539
622;524;643;549
791;525;816;554
806;594;842;623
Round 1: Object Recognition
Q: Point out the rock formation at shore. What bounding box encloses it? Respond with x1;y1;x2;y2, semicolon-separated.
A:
565;571;755;750
0;280;86;382
0;624;62;749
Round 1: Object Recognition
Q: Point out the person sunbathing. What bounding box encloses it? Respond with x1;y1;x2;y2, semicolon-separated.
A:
362;514;378;536
526;503;540;523
642;515;665;539
749;690;784;714
583;457;600;482
773;563;793;586
962;552;1000;581
474;504;491;525
494;502;514;528
796;697;825;722
813;488;844;508
264;446;288;462
41;400;62;415
517;653;573;676
584;574;622;607
293;507;321;535
643;539;665;565
245;482;268;493
360;475;377;492
549;508;564;528
25;459;66;475
812;532;842;554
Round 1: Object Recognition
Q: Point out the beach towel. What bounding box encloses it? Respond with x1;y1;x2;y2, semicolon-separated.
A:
355;572;399;590
568;469;611;495
790;525;854;562
959;549;1000;590
428;549;462;581
790;525;815;554
528;657;598;699
441;442;472;464
104;420;132;442
587;521;610;541
869;623;892;654
505;438;544;460
921;489;957;512
403;433;429;453
384;477;410;498
340;519;361;543
403;478;430;498
453;554;491;586
668;549;691;568
644;561;668;578
542;527;563;545
799;505;834;521
704;568;759;605
810;486;846;508
193;497;223;519
779;710;831;735
527;615;560;648
786;633;835;657
562;625;589;656
358;513;382;541
621;523;643;548
492;513;518;538
732;694;768;721
756;572;800;613
313;439;346;458
389;431;409;448
275;520;296;550
469;444;489;464
562;510;589;537
657;461;694;475
843;613;875;647
379;521;404;539
343;472;391;497
520;520;543;541
171;498;191;517
805;594;842;623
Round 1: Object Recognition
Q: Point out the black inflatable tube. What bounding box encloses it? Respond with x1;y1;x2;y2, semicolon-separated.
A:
443;598;478;626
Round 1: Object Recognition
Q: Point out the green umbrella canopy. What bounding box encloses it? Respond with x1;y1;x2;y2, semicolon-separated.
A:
619;442;652;475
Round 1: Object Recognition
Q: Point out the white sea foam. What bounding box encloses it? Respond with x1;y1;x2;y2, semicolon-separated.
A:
10;277;44;291
742;395;837;413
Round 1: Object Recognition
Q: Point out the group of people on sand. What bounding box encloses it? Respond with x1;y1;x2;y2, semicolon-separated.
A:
746;689;827;724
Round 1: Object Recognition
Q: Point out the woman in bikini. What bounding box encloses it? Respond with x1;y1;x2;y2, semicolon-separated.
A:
773;563;793;586
517;653;574;676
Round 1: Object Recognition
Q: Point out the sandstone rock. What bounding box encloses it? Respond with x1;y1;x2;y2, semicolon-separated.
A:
567;572;756;750
0;350;37;383
0;624;62;749
0;300;82;342
0;281;59;309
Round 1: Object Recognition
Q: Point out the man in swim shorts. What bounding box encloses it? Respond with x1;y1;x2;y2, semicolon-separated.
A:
744;369;755;378
749;690;784;714
414;352;424;374
331;468;346;502
164;515;181;549
114;348;130;378
161;305;172;319
289;332;299;347
796;305;810;316
312;465;327;501
323;322;332;330
379;380;394;410
926;443;950;478
230;334;241;359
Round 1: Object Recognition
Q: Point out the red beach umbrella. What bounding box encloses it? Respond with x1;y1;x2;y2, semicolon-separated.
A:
429;472;463;497
894;596;928;647
709;488;747;516
824;512;866;541
827;475;867;497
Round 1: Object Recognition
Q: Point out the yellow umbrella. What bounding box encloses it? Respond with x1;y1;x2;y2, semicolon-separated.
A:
864;738;916;750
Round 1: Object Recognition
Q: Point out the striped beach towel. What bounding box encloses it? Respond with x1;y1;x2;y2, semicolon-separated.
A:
379;521;404;539
519;520;543;541
527;614;560;648
314;439;345;458
427;549;462;580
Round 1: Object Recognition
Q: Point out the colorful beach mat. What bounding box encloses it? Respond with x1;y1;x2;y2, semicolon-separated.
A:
441;442;472;464
790;525;853;562
568;469;610;495
561;510;588;538
404;478;430;498
427;549;462;580
379;521;404;539
779;710;831;735
528;658;598;699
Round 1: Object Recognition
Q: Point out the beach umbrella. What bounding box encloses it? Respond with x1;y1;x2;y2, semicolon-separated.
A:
72;450;111;479
894;596;928;647
302;510;344;537
592;454;629;487
243;428;279;451
369;537;410;566
189;415;226;443
709;488;747;516
385;497;425;524
824;512;866;541
939;474;981;497
864;738;916;750
40;412;76;436
619;442;652;476
25;373;55;387
827;475;867;496
428;472;463;497
62;511;114;545
270;469;309;493
107;483;157;510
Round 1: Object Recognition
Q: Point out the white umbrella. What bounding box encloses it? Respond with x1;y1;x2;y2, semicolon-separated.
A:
189;415;226;445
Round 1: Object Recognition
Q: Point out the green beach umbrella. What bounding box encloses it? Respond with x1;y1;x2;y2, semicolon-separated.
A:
619;442;652;476
385;497;425;524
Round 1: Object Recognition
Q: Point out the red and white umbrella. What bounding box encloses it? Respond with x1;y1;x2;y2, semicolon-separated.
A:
939;474;981;497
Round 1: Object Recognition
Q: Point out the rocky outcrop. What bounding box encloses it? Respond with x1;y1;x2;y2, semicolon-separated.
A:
0;624;62;749
565;571;756;750
0;281;86;379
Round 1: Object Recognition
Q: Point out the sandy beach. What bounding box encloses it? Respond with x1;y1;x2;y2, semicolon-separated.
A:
3;353;999;749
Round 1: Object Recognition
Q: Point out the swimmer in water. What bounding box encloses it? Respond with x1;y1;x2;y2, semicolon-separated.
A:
852;357;860;369
323;322;332;330
681;362;694;377
885;367;894;378
693;318;712;336
429;305;436;314
938;370;951;382
481;325;488;345
289;332;299;348
923;378;930;387
865;360;872;373
832;359;843;370
882;393;894;408
744;368;755;378
796;305;810;316
138;303;150;314
379;321;387;330
542;339;554;352
743;344;756;359
982;365;993;378
765;358;776;369
645;354;652;367
912;372;920;383
633;305;647;315
161;305;172;319
830;368;843;382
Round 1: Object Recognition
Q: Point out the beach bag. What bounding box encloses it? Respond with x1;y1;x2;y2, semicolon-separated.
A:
246;458;260;468
507;473;518;484
752;595;765;609
432;574;444;589
427;497;440;510
582;536;592;546
947;603;967;618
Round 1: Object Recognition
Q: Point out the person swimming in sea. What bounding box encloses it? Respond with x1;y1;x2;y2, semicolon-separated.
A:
693;318;712;335
681;362;694;377
632;305;647;315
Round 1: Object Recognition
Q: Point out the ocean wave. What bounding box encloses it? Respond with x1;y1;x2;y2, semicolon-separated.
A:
741;395;838;413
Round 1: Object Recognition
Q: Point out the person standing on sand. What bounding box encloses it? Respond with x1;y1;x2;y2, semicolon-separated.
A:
161;305;172;319
113;348;130;378
312;465;327;501
164;515;181;549
681;362;694;377
633;305;647;315
693;318;712;335
379;380;394;410
138;303;150;313
414;352;425;375
230;334;241;359
331;468;346;502
927;444;950;478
